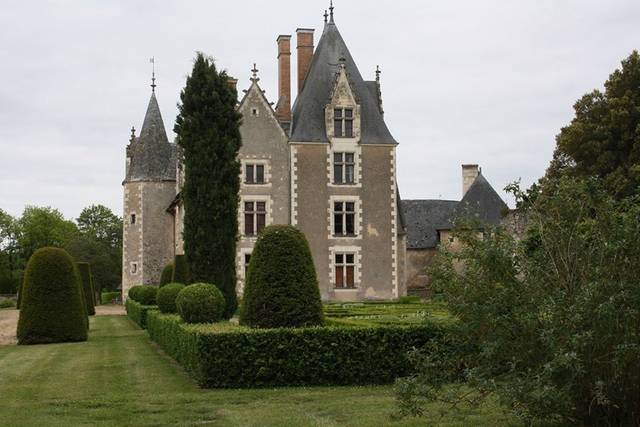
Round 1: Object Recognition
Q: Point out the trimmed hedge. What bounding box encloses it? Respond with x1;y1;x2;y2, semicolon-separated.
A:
241;225;323;328
147;311;444;388
128;285;157;305
101;291;120;304
176;283;225;323
17;247;88;344
128;285;143;302
157;283;185;313
172;255;190;284
125;299;157;329
160;263;174;287
76;262;96;315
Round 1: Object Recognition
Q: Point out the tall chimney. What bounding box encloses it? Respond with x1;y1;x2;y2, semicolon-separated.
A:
462;164;480;197
276;35;292;122
296;28;314;94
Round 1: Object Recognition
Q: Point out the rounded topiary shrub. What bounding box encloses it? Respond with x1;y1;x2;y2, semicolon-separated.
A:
156;283;185;313
128;285;143;302
17;247;88;344
76;262;96;315
172;254;190;284
241;225;323;328
137;286;158;305
176;283;225;324
159;263;174;287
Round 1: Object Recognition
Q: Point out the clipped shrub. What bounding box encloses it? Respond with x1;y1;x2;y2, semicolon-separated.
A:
101;291;121;304
125;299;156;329
0;297;15;309
160;263;174;287
137;286;158;305
157;283;185;314
128;285;143;302
176;283;225;324
172;255;190;284
241;225;323;328
17;247;88;344
76;262;96;315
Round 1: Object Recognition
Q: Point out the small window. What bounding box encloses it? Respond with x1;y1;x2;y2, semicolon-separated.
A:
333;108;354;138
333;152;355;184
131;262;138;274
333;201;356;236
245;163;265;184
244;201;267;236
244;253;251;277
335;253;355;288
130;214;136;224
251;107;258;116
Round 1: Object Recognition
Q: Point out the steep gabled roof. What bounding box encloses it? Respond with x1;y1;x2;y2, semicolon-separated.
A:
451;173;508;226
290;20;397;144
238;78;289;138
126;92;176;182
401;200;459;249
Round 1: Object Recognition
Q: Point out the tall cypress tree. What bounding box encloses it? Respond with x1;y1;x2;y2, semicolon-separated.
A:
174;53;241;318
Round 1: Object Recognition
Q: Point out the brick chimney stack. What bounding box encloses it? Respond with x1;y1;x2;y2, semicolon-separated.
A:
296;28;314;94
462;164;480;196
276;35;292;123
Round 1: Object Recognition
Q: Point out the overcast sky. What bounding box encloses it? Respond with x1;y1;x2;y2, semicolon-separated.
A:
1;0;639;219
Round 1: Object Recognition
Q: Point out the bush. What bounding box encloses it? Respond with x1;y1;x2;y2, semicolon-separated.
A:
125;299;156;329
160;263;174;287
241;225;323;328
172;255;190;284
176;283;225;324
137;286;158;305
17;247;88;344
157;283;185;313
128;285;143;302
101;291;121;304
0;297;15;309
147;311;444;387
76;262;96;315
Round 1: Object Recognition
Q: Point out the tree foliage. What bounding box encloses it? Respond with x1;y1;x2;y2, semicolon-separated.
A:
174;52;242;319
397;178;640;426
76;204;122;248
547;50;640;199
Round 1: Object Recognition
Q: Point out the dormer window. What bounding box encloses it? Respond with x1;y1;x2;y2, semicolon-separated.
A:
334;108;353;138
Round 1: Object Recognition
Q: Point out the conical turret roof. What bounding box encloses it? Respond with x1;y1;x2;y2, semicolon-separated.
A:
290;19;397;144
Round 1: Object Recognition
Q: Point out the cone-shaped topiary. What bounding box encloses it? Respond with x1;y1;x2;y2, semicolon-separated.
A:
241;225;323;328
157;283;185;313
76;262;96;315
176;283;225;323
160;263;174;287
17;247;88;344
172;255;190;284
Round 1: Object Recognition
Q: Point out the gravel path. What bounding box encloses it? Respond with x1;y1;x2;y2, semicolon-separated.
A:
0;305;125;346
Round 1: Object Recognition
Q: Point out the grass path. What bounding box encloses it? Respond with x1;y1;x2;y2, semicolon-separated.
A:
0;315;519;426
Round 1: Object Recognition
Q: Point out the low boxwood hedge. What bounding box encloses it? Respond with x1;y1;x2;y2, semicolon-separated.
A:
125;299;157;329
146;311;445;388
101;291;121;304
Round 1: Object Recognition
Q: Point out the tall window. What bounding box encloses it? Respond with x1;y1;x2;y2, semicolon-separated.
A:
335;253;355;288
244;201;266;236
333;201;356;236
245;164;265;184
130;213;136;224
244;253;251;277
334;108;353;138
334;152;355;184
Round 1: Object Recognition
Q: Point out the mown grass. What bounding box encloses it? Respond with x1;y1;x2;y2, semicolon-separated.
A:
0;315;523;426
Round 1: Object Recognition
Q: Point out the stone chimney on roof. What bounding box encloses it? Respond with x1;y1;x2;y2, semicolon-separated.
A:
462;164;480;197
276;35;292;123
296;28;314;94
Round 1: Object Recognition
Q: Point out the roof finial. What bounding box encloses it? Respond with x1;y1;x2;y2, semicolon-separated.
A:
323;9;328;23
150;57;156;93
375;65;381;82
250;63;260;82
130;126;136;142
329;0;334;22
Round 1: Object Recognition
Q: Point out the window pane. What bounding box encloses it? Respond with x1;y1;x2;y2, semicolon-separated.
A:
335;266;344;288
256;213;266;234
346;254;354;264
345;165;354;183
345;108;353;118
334;214;343;234
244;213;254;235
244;201;254;212
335;254;343;264
334;152;343;163
334;165;343;184
245;165;254;183
346;202;355;212
345;153;354;163
346;266;354;287
334;108;342;119
256;201;266;212
334;202;343;212
345;213;354;234
334;119;343;137
345;119;353;137
256;165;264;183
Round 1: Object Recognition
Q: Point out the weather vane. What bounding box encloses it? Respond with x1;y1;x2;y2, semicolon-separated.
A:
150;57;156;92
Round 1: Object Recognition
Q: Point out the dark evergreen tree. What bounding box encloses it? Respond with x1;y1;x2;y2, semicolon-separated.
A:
159;263;174;287
76;262;96;315
171;255;190;285
174;53;241;319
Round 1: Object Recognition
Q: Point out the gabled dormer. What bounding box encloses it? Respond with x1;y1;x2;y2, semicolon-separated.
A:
325;64;361;142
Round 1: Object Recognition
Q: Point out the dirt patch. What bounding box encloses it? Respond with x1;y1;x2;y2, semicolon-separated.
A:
95;305;125;316
0;309;18;346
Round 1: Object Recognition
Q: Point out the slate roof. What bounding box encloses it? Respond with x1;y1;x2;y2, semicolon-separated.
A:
289;19;397;144
401;200;459;249
126;92;176;182
401;173;508;249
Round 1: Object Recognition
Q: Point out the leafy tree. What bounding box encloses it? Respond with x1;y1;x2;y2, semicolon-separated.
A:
174;52;241;319
76;204;122;247
397;178;640;426
65;234;121;292
546;50;640;198
16;206;77;262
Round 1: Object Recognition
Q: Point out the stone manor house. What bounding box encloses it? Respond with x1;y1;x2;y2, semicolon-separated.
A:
122;8;507;301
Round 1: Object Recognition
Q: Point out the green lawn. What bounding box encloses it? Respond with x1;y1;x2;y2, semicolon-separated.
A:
0;315;519;426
